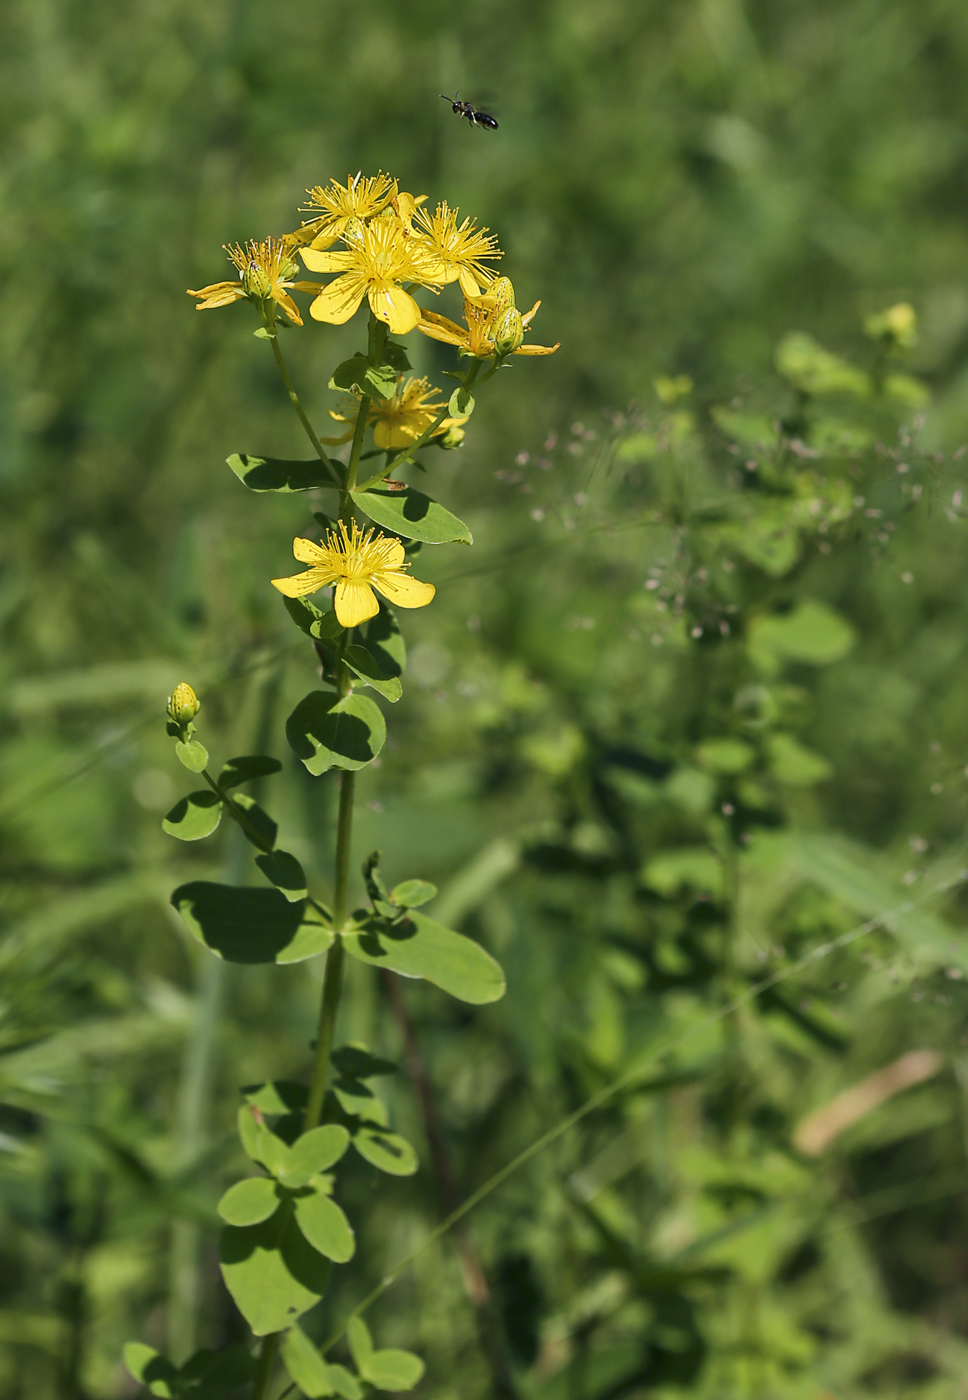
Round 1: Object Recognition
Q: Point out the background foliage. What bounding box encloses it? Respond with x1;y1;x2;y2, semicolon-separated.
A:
4;0;968;1396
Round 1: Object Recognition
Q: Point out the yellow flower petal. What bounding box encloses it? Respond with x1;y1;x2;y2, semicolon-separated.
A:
187;282;246;309
301;248;356;273
292;537;331;565
368;283;422;335
371;570;436;609
458;266;483;297
521;300;541;328
271;288;304;325
335;578;380;627
271;568;329;598
309;275;367;325
415;309;466;347
514;343;560;355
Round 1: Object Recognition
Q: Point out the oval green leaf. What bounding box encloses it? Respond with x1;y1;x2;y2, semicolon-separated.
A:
171;882;333;964
287;692;386;774
230;793;277;852
353;484;472;544
361;1349;426;1392
292;1189;355;1263
162;790;222;841
218;755;283;790
365;602;405;677
278;1125;351;1187
256;849;308;902
175;738;209;773
220;1201;332;1334
390;879;437;908
352;1126;419;1177
344;645;402;702
122;1343;178;1398
343;911;506;1004
217;1175;280;1226
228;453;338;493
281;1325;335;1399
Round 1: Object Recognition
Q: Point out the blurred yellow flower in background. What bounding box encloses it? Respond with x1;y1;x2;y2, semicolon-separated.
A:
271;521;436;627
187;239;318;324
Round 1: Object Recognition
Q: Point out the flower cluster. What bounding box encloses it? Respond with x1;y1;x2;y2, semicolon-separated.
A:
187;172;557;351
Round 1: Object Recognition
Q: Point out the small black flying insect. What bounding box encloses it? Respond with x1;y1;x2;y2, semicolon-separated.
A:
440;92;499;131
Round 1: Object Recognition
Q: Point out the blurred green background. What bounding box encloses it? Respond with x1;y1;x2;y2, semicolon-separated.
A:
5;1;968;1396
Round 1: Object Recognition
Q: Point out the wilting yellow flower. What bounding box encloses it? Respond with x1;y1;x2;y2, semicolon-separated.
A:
417;277;558;359
298;172;398;245
187;239;319;325
271;521;435;628
329;376;467;450
301;217;438;335
167;682;200;724
411;202;502;297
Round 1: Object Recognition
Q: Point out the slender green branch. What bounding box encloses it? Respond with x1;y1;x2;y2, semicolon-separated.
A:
200;769;272;852
267;332;343;487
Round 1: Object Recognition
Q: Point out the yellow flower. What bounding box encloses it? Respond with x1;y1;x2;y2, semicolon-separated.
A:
298;172;398;244
329;375;468;450
301;216;438;335
187;239;319;325
411;202;502;296
271;521;436;628
416;277;559;358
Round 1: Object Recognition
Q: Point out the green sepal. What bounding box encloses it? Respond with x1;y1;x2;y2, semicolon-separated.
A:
287;692;386;774
172;882;334;964
391;879;437;908
365;601;405;677
256;849;308;902
218;755;282;789
162;790;222;841
175;737;208;773
330;356;397;401
344;645;402;702
229;792;277;852
283;595;344;644
227;453;339;492
217;1175;280;1226
220;1199;332;1334
353;484;472;544
293;1187;355;1262
448;387;475;417
343;910;506;1004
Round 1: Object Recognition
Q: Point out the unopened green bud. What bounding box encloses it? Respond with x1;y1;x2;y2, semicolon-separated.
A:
493;307;524;356
167;682;200;725
438;424;466;450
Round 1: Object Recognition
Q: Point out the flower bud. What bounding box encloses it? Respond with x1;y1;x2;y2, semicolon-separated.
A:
493;307;525;356
488;277;516;315
438;424;466;450
167;682;200;725
864;302;918;352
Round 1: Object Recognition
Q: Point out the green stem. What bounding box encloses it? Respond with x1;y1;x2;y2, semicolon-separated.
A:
252;1332;280;1400
304;638;357;1131
268;332;342;487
